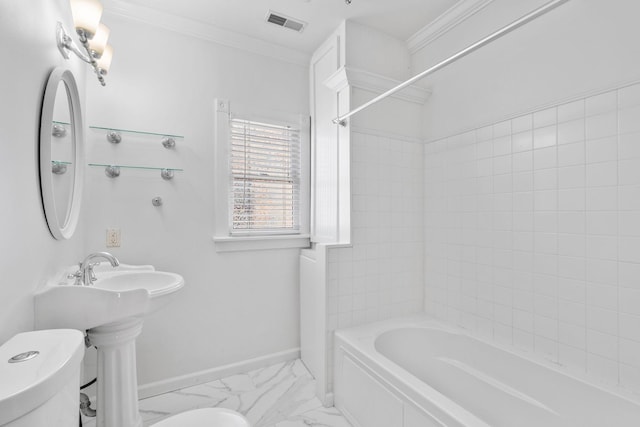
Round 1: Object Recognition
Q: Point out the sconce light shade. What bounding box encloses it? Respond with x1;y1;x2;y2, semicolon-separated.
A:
70;0;103;38
88;23;110;57
96;44;113;74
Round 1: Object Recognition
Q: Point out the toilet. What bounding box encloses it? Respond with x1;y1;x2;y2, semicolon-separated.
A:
0;330;250;427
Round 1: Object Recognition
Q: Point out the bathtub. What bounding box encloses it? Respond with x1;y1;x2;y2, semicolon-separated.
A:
333;315;640;427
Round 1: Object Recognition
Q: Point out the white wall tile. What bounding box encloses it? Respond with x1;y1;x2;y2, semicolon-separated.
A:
586;306;618;335
534;108;557;129
586;212;617;236
493;136;512;156
534;169;557;190
620;288;640;316
512;115;533;133
534;147;557;170
558;189;585;211
558;165;585;189
585;112;617;140
586;161;617;187
586;137;617;163
586;283;617;310
512;131;533;153
620;339;640;368
619;237;640;263
619;133;640;160
513;151;533;172
558;256;586;281
620;313;640;342
558;100;585;123
558;143;585;168
513;172;533;192
493;120;511;138
585;235;618;260
619;158;640;186
423;85;640;395
558;234;586;257
559;322;586;349
533;125;557;149
586;187;617;211
558;119;585;145
558;212;585;234
534;190;557;211
619;261;640;289
587;329;618;360
619;106;640;135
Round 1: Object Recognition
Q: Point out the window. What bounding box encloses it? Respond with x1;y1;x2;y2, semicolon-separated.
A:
229;118;301;235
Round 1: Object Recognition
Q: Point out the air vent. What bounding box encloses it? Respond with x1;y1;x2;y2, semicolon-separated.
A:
266;11;306;33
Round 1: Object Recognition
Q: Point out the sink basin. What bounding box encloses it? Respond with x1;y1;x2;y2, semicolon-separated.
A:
34;263;184;331
94;270;184;314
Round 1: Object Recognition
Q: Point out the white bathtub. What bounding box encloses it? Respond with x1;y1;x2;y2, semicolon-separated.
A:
333;315;640;427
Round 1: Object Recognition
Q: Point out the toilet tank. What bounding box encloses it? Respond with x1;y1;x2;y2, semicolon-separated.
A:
0;329;84;427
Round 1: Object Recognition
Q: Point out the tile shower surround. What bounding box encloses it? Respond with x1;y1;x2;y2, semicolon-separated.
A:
326;131;425;390
424;82;640;396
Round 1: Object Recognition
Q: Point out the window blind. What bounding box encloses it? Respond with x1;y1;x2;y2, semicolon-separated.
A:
230;118;301;234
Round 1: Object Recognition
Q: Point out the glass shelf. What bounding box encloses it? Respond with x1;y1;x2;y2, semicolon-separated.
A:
52;160;72;165
89;125;184;139
88;163;184;171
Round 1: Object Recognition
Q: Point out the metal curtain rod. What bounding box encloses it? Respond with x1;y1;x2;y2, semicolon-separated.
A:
332;0;571;126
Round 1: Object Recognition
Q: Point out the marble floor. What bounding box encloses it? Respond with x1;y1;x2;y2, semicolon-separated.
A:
82;359;352;427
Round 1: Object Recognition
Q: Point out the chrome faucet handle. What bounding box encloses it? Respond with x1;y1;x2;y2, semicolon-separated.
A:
67;268;83;285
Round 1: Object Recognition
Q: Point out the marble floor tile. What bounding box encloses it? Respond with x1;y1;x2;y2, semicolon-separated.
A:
81;359;351;427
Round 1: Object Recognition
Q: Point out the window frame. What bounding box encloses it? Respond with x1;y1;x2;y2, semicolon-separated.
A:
213;99;310;252
228;118;301;236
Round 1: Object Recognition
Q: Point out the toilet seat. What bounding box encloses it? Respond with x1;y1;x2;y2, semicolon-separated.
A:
152;408;250;427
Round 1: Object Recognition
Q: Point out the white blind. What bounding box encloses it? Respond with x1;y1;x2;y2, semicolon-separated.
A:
230;118;301;234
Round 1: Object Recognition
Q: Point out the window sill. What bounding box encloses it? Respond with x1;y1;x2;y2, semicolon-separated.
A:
213;234;311;252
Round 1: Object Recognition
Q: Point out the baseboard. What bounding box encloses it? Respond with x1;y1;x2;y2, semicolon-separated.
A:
138;347;301;399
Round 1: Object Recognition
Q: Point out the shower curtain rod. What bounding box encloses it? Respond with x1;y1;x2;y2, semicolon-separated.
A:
332;0;571;126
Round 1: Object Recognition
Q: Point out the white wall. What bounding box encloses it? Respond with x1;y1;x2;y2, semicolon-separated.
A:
418;0;640;396
0;1;87;344
84;13;309;387
413;0;640;141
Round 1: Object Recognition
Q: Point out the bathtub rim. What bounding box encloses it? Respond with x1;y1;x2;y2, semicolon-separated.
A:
334;316;490;427
334;314;640;422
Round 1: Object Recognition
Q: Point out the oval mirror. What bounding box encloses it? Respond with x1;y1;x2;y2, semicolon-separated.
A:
40;68;84;240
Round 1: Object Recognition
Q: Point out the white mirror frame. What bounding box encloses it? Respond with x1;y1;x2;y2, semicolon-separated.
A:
40;68;84;240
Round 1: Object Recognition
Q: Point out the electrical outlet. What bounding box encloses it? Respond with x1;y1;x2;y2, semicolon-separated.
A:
106;228;121;248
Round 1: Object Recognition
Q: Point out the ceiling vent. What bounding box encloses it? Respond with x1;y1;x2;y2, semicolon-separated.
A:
266;11;306;33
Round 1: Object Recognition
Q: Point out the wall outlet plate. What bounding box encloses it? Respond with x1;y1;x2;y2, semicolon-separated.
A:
106;228;121;247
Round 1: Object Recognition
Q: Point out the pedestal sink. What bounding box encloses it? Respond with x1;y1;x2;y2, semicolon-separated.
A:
34;262;184;427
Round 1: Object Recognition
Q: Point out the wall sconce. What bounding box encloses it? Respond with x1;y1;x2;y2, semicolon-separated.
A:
56;0;113;86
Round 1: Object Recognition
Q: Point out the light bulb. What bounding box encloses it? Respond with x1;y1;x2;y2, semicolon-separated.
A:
88;23;110;58
70;0;103;39
96;44;113;74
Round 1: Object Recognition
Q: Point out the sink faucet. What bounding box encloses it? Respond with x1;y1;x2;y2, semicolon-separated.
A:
71;252;120;286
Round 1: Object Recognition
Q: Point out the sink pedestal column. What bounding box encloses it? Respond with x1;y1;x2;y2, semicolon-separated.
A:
88;317;144;427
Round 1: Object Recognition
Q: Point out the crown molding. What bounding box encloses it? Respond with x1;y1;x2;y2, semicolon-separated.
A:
324;66;431;105
407;0;494;54
102;0;310;67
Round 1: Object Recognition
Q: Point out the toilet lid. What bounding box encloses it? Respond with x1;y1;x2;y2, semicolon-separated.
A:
152;408;251;427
